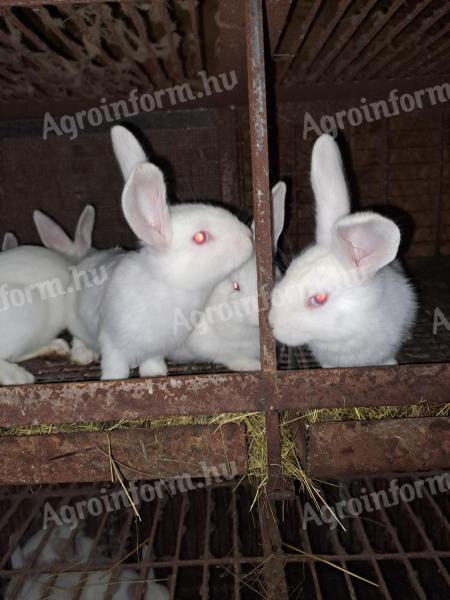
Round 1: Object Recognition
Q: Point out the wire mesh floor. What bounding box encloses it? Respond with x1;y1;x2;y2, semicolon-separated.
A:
0;474;448;599
17;256;450;384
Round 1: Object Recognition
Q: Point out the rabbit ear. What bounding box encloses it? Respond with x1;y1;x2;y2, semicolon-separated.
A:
111;125;147;181
271;182;286;249
122;163;171;248
74;205;95;258
311;134;350;246
249;183;286;247
334;212;400;277
2;232;18;251
33;210;74;254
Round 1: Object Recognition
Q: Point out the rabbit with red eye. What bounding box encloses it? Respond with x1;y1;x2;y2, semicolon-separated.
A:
169;181;286;371
0;206;96;385
70;126;254;380
269;134;417;367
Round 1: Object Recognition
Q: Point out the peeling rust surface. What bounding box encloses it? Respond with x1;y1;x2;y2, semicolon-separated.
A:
277;363;450;410
0;424;247;484
305;417;450;478
0;373;264;428
245;0;277;374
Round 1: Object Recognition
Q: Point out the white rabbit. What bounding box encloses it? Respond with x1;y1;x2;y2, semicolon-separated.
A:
2;232;18;251
1;230;72;362
70;126;254;380
169;181;286;371
269;134;417;367
6;524;168;600
6;569;168;600
33;206;106;366
0;206;98;385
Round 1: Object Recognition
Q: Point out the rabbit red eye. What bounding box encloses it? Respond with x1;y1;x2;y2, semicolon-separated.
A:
309;293;328;307
193;231;210;244
232;281;240;291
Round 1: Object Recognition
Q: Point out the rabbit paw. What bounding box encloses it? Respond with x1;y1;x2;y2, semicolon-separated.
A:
383;358;398;365
139;357;168;377
225;358;261;372
70;338;99;365
0;361;34;385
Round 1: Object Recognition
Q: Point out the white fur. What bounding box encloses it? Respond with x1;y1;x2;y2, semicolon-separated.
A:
6;524;168;600
2;232;18;251
269;134;417;367
0;207;96;385
71;127;254;380
169;182;286;371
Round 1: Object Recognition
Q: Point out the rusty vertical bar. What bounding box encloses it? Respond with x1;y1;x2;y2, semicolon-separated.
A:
245;0;276;373
245;0;287;498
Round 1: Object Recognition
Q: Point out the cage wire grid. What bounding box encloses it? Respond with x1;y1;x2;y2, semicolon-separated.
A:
0;475;449;599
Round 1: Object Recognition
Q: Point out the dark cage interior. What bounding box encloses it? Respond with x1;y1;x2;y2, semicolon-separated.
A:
0;475;449;599
0;1;449;598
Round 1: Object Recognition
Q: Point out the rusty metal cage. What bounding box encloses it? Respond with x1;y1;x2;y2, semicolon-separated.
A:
0;474;449;599
0;0;449;596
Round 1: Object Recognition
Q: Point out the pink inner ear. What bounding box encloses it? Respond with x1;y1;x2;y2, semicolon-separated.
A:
336;217;399;274
340;234;376;268
122;164;169;248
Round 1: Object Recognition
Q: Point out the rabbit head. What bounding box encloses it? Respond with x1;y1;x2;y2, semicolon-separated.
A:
269;134;401;348
33;205;95;261
114;126;254;293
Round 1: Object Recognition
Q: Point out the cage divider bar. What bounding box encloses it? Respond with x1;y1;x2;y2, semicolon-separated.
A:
257;499;290;599
245;0;287;500
364;478;428;600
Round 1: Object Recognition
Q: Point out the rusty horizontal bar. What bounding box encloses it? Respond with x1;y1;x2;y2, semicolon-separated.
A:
0;0;134;5
4;548;450;578
0;373;263;427
275;363;450;410
0;424;246;484
299;417;450;478
0;363;448;428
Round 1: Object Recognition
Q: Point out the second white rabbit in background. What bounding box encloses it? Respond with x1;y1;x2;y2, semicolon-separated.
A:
169;181;286;371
